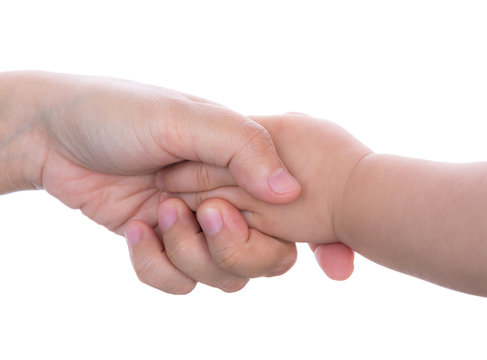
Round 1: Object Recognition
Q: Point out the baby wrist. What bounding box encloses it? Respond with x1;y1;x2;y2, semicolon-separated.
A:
332;151;374;244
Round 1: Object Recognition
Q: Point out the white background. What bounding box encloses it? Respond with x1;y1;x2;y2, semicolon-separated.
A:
1;1;486;359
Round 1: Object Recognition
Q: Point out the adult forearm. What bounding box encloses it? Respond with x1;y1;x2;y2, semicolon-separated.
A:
337;154;487;296
0;71;49;194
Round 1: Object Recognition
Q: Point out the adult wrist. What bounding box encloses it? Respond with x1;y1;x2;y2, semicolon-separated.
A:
0;71;50;194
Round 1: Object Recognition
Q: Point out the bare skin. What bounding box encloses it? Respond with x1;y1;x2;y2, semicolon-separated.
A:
160;113;487;296
157;113;370;280
1;71;304;294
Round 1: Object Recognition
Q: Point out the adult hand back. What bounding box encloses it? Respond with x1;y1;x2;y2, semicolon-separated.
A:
2;71;300;232
1;71;300;293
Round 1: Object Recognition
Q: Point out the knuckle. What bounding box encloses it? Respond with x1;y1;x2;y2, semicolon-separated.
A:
134;253;196;294
165;239;192;266
234;122;275;162
220;278;249;293
168;279;197;295
133;254;159;286
214;245;242;274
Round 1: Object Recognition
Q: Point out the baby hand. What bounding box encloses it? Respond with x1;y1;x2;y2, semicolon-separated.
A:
157;113;372;280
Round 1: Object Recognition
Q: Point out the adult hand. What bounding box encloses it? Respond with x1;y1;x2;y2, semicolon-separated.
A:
126;195;351;294
126;197;297;293
0;71;300;293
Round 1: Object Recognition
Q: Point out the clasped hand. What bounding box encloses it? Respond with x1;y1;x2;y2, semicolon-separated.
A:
1;71;355;294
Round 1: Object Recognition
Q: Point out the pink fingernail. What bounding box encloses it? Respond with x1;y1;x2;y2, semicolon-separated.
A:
124;225;142;249
268;168;299;195
198;207;223;235
159;202;178;231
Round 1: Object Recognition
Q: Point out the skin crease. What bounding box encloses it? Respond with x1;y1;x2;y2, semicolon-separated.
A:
0;71;310;294
160;113;487;297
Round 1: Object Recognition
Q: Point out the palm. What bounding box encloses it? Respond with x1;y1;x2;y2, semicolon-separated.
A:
42;150;161;235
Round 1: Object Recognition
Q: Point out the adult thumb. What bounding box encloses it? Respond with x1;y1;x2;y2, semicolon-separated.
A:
162;104;301;204
225;120;301;204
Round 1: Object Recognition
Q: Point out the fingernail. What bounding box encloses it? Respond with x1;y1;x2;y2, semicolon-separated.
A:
198;207;223;235
124;225;142;249
159;202;178;231
268;168;299;195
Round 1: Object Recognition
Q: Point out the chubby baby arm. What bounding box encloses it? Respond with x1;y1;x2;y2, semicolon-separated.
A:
337;154;487;296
